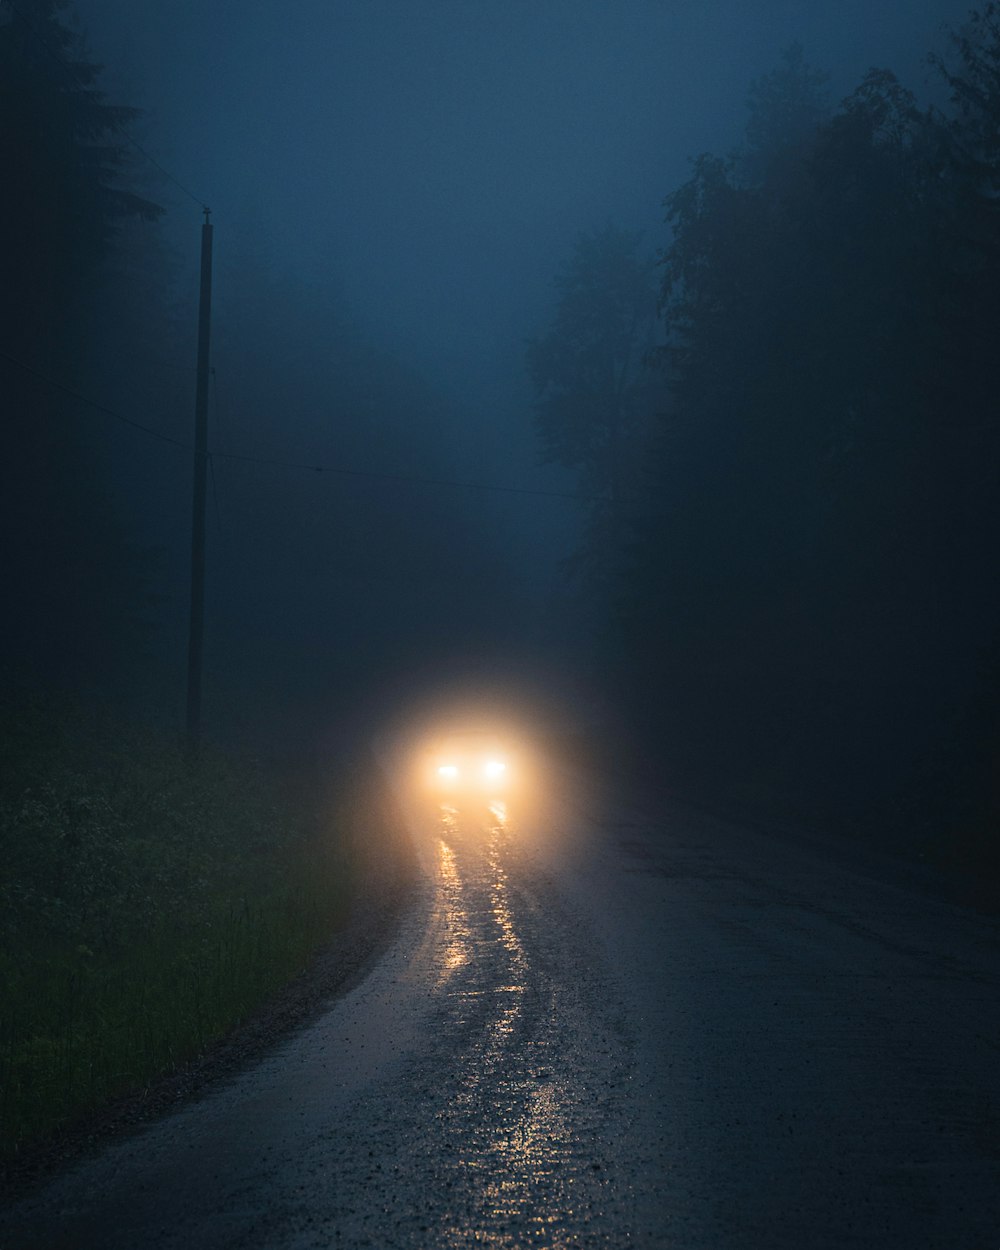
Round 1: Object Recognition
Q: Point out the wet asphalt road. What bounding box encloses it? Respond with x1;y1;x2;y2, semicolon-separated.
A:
2;766;998;1248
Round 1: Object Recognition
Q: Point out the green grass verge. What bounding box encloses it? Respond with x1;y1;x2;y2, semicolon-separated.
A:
0;693;354;1159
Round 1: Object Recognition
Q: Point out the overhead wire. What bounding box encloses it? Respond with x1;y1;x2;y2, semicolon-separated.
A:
0;348;190;450
209;448;594;502
2;13;595;506
0;348;598;504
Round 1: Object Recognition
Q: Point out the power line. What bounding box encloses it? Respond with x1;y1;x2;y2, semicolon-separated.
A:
0;348;597;504
211;449;594;502
0;348;190;449
2;13;596;504
6;0;208;212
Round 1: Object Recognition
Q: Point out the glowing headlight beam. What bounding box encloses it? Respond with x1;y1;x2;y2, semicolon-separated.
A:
438;764;459;778
484;759;507;778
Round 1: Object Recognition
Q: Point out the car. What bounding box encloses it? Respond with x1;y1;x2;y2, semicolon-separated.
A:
426;729;512;793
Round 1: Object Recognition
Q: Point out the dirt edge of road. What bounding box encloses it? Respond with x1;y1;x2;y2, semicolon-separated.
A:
0;758;419;1206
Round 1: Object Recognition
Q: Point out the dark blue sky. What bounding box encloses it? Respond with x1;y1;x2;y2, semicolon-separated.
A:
77;0;969;378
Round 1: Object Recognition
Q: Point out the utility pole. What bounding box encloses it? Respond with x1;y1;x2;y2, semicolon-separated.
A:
186;207;214;758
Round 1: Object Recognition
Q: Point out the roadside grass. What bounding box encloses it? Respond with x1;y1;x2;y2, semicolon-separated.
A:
0;694;354;1159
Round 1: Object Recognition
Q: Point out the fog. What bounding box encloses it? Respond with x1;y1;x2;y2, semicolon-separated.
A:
4;0;998;863
77;1;968;427
6;5;1000;1225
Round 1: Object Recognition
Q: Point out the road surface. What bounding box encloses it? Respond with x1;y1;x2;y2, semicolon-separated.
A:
2;763;998;1247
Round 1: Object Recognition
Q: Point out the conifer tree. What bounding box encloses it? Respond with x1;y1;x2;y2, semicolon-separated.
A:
0;0;162;684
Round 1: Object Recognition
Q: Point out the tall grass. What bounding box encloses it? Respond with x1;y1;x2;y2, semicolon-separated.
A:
0;694;354;1158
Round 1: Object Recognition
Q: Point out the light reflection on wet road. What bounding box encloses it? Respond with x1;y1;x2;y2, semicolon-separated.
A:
418;797;633;1248
1;790;637;1249
3;774;998;1248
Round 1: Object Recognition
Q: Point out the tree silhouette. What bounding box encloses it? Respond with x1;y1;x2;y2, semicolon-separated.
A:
527;224;658;600
614;35;1000;857
0;0;163;686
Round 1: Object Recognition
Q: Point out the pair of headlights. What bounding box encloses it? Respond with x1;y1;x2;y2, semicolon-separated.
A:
437;760;507;779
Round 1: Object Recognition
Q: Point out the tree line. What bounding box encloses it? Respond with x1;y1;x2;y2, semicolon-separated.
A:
529;16;1000;874
0;0;519;746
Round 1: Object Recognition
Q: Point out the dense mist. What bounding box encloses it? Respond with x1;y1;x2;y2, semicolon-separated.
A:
3;0;999;870
5;5;1000;1234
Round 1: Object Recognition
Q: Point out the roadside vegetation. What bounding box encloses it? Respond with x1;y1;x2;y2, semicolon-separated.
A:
0;693;354;1160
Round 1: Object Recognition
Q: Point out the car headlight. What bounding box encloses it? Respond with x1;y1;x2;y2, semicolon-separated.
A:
438;764;459;778
483;759;506;778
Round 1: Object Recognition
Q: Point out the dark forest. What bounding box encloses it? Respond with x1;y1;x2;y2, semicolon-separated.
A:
2;2;999;1243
